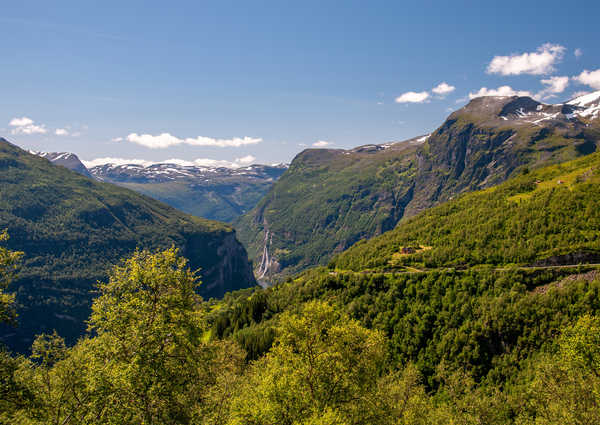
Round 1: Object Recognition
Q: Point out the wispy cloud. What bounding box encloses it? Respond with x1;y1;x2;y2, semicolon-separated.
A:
123;133;262;149
55;128;69;136
574;48;583;58
396;82;456;104
312;140;331;147
9;117;47;135
487;43;565;76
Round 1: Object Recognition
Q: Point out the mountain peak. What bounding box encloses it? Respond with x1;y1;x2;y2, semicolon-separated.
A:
31;150;93;178
567;90;600;107
566;90;600;120
456;92;600;125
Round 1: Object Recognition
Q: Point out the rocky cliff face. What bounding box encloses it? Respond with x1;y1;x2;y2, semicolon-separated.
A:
193;231;257;297
235;94;600;281
404;94;600;215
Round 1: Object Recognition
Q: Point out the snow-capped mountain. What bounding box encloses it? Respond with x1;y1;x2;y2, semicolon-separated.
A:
566;90;600;120
339;91;600;156
30;151;288;222
87;162;288;222
89;162;287;184
30;151;93;178
451;90;600;129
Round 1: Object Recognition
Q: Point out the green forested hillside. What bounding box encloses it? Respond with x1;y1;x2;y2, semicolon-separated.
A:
2;249;599;424
333;151;600;271
236;95;600;281
235;143;420;278
0;139;255;353
2;151;600;421
4;107;600;423
199;151;600;416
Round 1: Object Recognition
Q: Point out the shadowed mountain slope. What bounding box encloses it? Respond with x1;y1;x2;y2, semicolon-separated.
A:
0;138;256;352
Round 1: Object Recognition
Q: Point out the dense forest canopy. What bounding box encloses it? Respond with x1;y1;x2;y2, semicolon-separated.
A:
1;248;599;424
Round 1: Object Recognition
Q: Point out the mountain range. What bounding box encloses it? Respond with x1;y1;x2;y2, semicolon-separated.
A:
4;92;600;421
235;91;600;282
32;152;287;223
90;162;287;222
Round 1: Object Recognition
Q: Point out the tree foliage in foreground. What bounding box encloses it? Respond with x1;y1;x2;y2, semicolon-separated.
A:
2;249;600;424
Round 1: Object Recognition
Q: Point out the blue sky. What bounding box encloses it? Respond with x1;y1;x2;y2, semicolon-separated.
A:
1;0;599;167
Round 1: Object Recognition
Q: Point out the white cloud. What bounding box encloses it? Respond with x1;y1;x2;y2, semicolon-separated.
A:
235;155;256;164
125;132;262;149
469;86;532;99
9;117;33;127
432;82;456;96
55;128;69;136
395;91;430;103
572;69;600;89
575;48;583;58
111;137;123;142
8;116;47;135
487;43;566;76
468;86;532;99
312;140;331;147
541;76;569;93
537;76;570;99
82;157;154;168
82;156;258;169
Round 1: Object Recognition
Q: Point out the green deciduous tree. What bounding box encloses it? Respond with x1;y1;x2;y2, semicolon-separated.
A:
7;248;245;425
229;300;393;425
518;315;600;424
